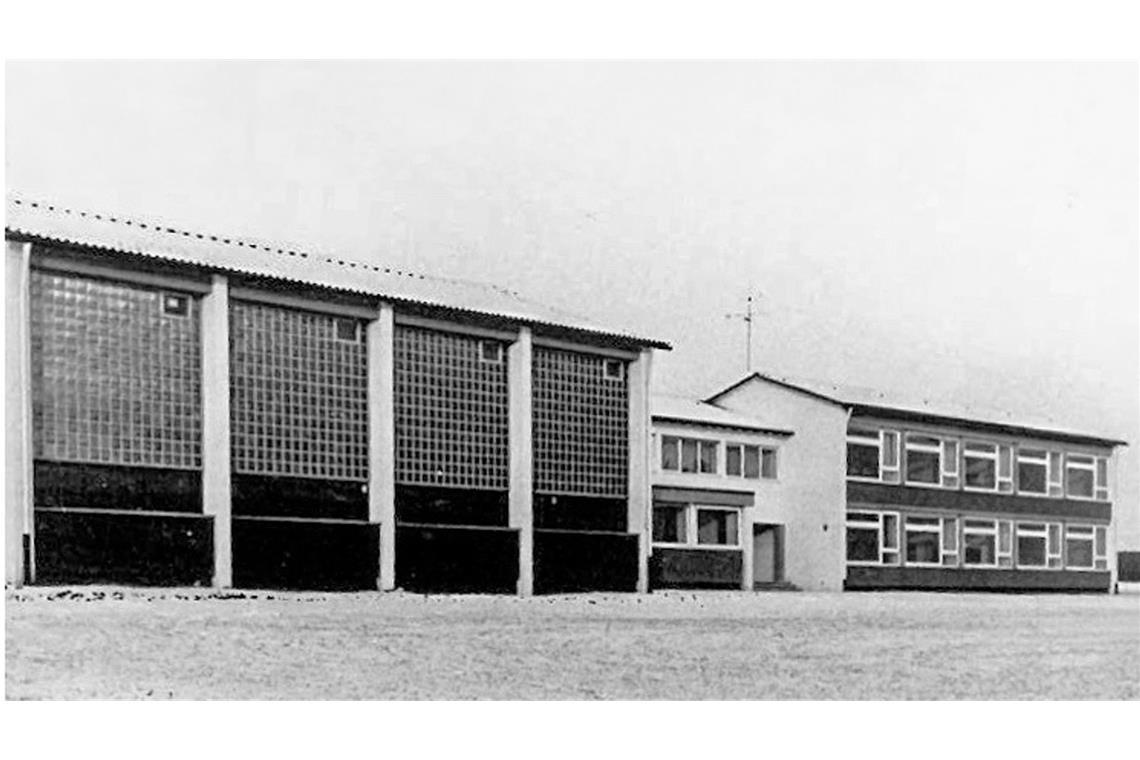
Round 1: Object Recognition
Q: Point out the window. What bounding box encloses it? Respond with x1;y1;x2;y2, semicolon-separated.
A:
1017;448;1049;495
661;436;680;471
1047;451;1064;497
905;516;944;566
334;317;361;343
846;511;899;565
478;340;503;364
942;439;960;489
1065;455;1096;499
963;519;998;567
760;447;778;479
881;431;900;482
963;442;998;491
663;436;718;474
697;507;740;547
725;443;771;480
161;292;189;317
1094;457;1110;501
997;520;1013;567
905;435;942;485
1016;522;1062;569
652;503;741;549
997;444;1013;492
603;358;625;380
1094;525;1108;570
847;428;881;479
1065;525;1095;569
652;504;687;544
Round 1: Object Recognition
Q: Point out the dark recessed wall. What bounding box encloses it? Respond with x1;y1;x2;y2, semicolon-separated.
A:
845;565;1111;592
534;494;627;532
232;474;368;521
533;530;639;594
650;548;743;589
232;518;379;591
396;485;509;527
34;509;213;586
396;524;519;593
34;461;201;513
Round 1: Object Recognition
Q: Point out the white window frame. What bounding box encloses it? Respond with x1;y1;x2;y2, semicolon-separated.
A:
1064;524;1097;571
1047;451;1064;497
962;519;999;568
997;520;1014;568
997;443;1014;493
477;339;503;364
1094;457;1110;502
1016;447;1050;497
760;446;778;480
1094;525;1108;570
846;428;883;482
1015;522;1062;570
660;435;681;472
693;504;743;549
652;503;742;550
160;291;190;318
602;358;625;381
333;316;362;344
904;434;944;488
962;441;999;493
651;503;690;547
941;438;960;489
903;515;945;567
845;510;900;566
697;440;719;475
881;430;901;483
1065;454;1097;501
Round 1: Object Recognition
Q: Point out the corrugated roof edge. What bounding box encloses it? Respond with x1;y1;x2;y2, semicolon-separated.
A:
651;414;794;437
5;194;671;351
704;372;1128;449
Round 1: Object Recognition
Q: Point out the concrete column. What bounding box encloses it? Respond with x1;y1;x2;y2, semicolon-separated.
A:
5;241;33;586
201;274;232;588
508;327;534;596
370;303;397;591
627;348;653;593
742;507;755;590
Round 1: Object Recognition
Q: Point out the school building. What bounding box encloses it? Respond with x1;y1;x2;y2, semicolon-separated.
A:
5;196;1127;595
4;196;670;594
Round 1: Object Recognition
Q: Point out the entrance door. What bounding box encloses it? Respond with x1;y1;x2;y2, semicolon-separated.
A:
753;524;783;584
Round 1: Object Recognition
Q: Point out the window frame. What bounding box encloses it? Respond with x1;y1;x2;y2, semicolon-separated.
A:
904;515;947;567
602;358;625;381
652;503;743;550
760;446;778;480
962;518;999;568
1065;454;1097;501
904;434;944;488
1015;521;1062;570
962;441;999;493
1016;447;1050;497
160;291;190;318
845;510;900;566
651;502;690;547
477;339;504;364
846;428;883;482
1064;524;1096;571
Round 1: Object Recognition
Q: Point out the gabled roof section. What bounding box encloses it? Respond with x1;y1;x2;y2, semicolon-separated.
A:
651;394;794;437
5;195;671;350
705;372;1127;449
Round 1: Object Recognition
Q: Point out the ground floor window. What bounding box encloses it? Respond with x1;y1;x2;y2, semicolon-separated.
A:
963;519;997;567
653;502;741;549
1016;522;1062;569
845;510;899;565
1065;524;1109;570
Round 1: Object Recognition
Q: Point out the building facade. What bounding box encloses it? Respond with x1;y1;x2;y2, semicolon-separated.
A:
649;395;794;590
708;374;1126;593
4;197;668;594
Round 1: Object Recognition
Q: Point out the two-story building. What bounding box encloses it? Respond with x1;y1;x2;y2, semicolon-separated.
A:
4;196;670;595
707;373;1126;593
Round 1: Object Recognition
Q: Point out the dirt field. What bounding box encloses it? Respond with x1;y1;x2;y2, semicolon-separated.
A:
6;587;1139;699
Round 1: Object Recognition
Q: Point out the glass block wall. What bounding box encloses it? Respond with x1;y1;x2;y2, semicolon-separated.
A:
230;301;368;482
533;347;628;497
393;325;509;490
29;270;203;469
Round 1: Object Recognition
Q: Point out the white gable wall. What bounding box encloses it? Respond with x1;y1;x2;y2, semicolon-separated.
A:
711;379;849;591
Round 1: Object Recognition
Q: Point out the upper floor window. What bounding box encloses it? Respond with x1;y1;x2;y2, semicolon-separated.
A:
903;515;957;567
726;443;778;480
1017;448;1049;495
602;358;625;380
652;503;740;548
904;435;942;486
661;436;717;474
963;442;998;491
1065;455;1096;499
847;428;881;479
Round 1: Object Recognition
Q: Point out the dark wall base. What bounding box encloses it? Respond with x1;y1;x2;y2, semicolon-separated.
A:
34;509;213;586
534;494;627;532
650;547;743;589
396;485;509;527
35;460;201;513
232;518;379;591
533;530;639;594
396;524;519;593
232;474;368;521
845;565;1111;593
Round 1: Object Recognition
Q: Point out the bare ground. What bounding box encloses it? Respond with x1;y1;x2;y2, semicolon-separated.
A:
6;587;1139;699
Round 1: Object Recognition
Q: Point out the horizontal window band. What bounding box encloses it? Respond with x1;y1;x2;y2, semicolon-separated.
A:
34;506;209;520
396;521;519;533
232;515;375;526
652;486;754;507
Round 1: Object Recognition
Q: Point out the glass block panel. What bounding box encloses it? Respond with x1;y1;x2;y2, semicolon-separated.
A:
230;301;368;482
533;347;628;497
30;270;202;469
393;325;508;489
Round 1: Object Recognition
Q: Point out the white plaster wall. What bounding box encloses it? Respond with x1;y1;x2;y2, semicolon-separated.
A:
711;381;849;591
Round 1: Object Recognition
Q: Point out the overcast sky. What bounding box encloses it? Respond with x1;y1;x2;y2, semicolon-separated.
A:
6;61;1138;544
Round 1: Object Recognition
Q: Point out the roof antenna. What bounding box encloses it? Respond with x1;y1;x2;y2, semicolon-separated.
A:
725;289;764;374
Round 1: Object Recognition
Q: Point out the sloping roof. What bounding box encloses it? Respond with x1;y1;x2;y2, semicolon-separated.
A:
5;195;670;349
651;394;794;436
706;372;1127;448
